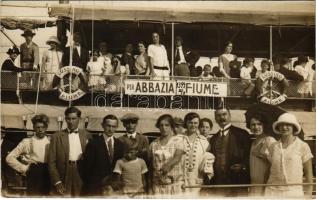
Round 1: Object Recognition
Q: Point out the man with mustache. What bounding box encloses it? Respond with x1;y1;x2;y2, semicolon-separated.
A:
207;105;251;197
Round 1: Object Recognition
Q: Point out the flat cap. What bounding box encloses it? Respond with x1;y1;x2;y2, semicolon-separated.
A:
121;113;139;121
174;117;184;125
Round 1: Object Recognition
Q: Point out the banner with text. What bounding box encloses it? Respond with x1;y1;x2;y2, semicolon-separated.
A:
125;80;227;97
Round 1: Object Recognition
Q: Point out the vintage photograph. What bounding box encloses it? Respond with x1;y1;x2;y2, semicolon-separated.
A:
1;0;315;198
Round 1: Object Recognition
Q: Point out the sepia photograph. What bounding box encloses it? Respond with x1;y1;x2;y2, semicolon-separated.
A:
0;0;315;198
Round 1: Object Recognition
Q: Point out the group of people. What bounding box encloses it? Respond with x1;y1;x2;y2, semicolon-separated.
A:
1;29;314;97
5;105;313;198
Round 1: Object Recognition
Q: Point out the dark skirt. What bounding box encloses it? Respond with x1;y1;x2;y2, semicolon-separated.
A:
26;163;50;196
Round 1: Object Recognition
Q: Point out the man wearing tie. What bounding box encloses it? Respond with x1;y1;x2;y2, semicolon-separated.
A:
118;113;149;162
62;32;89;71
48;107;90;197
174;36;201;77
82;114;124;196
208;105;251;197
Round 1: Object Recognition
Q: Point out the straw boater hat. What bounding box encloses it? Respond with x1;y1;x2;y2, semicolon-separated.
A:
46;36;60;45
21;29;36;37
6;46;20;55
272;113;301;135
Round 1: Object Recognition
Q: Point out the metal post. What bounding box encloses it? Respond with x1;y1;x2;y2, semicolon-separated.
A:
68;6;75;107
269;25;273;104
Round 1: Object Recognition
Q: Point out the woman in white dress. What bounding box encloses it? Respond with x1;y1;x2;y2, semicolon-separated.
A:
148;114;186;197
265;113;313;198
218;41;237;78
161;112;215;197
41;36;63;88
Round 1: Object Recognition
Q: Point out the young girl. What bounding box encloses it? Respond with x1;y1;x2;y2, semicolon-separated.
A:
265;113;313;198
199;118;213;139
86;50;106;87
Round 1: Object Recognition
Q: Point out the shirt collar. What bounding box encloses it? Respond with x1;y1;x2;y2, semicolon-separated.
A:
103;134;113;142
177;46;182;50
127;132;137;139
220;123;232;136
67;128;79;134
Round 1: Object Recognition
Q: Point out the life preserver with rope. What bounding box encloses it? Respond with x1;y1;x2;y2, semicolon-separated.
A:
52;66;88;101
256;70;289;105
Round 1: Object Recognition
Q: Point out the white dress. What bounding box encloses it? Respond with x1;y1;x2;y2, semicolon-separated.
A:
176;134;215;196
265;137;313;197
149;135;185;196
86;61;106;87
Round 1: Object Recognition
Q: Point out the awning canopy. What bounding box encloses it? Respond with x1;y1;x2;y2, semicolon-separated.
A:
48;1;315;26
0;17;56;30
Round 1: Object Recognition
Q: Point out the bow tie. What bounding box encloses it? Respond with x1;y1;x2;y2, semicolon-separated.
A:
68;130;79;134
128;134;136;139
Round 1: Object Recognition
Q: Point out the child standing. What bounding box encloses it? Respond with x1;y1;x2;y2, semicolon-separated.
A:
86;50;106;87
199;64;213;81
113;145;148;196
199;118;213;139
265;113;313;198
240;58;256;96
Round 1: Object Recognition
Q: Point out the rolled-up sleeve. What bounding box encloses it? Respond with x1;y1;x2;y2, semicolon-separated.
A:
6;139;30;174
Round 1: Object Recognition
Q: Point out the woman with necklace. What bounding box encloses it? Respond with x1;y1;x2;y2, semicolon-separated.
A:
148;114;185;196
265;113;313;198
248;115;276;196
177;112;215;196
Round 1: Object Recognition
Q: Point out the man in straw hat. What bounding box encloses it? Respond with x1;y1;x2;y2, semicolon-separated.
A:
42;36;63;87
20;29;39;71
1;46;24;72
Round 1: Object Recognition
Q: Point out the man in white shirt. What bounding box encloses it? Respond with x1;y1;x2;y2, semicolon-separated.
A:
174;36;201;77
6;114;50;196
148;32;170;80
48;107;90;197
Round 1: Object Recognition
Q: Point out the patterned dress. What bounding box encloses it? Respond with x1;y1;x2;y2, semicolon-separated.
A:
177;134;215;196
149;135;184;196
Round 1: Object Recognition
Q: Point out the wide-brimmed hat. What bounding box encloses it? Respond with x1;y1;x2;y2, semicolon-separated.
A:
6;46;20;55
120;113;139;122
21;29;36;37
272;113;301;135
46;36;60;45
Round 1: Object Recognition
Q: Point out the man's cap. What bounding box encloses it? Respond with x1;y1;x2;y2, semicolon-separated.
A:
120;113;139;122
174;117;184;125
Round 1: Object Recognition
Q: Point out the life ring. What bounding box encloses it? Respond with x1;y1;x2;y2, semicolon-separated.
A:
52;66;87;101
256;71;288;105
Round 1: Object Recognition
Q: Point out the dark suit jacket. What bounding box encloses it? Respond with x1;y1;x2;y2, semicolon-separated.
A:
62;46;89;71
48;129;90;186
209;125;251;185
82;135;124;195
174;46;200;67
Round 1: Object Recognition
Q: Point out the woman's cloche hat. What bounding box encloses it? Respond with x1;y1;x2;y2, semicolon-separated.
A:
46;36;60;45
272;113;301;135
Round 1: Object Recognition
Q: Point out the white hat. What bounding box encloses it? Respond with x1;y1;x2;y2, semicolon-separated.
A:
46;36;60;45
273;113;301;135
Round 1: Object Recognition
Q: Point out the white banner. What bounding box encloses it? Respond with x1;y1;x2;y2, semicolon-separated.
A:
125;80;227;97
